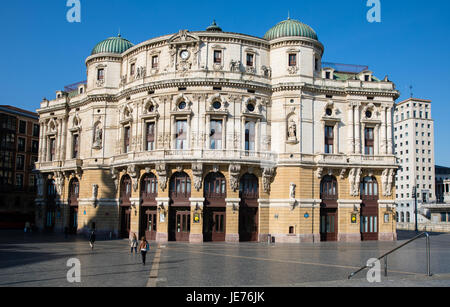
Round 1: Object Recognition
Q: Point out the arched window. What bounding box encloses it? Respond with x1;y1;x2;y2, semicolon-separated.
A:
141;173;158;201
239;173;259;199
47;179;57;198
69;178;79;205
361;177;378;200
401;212;405;223
406;212;411;223
320;175;338;200
169;172;191;200
204;172;226;199
120;175;132;202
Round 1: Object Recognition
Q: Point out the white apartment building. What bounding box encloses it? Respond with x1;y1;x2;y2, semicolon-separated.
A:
394;98;435;225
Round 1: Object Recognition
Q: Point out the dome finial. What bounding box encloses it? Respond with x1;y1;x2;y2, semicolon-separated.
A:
287;11;290;20
118;28;121;38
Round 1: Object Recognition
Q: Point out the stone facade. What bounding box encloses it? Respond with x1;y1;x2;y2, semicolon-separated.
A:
35;20;398;242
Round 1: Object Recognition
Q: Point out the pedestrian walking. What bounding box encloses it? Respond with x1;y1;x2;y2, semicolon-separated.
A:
139;237;149;266
89;230;96;250
130;233;138;254
24;222;31;233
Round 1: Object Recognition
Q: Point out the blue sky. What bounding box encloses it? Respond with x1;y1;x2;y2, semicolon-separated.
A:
0;0;449;165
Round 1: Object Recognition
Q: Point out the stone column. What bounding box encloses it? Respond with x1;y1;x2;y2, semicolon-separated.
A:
355;104;361;154
129;197;140;239
387;107;393;154
380;106;387;154
348;104;354;153
225;198;240;242
155;197;170;243
189;197;204;243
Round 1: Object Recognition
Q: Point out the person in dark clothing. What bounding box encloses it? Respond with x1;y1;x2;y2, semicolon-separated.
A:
139;237;149;265
89;231;96;250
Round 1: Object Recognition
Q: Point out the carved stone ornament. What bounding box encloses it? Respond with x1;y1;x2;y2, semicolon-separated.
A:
156;163;168;191
111;167;119;191
93;122;103;149
262;167;276;193
92;184;99;200
287;119;297;143
192;163;203;192
229;164;241;192
230;60;241;73
349;168;362;197
287;66;299;75
54;172;65;196
290;183;296;199
316;167;323;179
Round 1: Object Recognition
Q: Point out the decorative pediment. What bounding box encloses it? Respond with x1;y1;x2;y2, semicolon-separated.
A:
168;30;200;45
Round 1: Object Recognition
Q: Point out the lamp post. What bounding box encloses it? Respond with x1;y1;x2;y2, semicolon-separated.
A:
413;187;418;232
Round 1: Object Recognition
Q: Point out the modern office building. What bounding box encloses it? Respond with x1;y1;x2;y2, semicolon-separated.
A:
0;106;39;229
394;98;435;225
35;19;399;242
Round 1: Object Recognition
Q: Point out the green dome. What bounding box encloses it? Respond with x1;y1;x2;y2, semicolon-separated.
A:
264;18;318;41
91;35;134;55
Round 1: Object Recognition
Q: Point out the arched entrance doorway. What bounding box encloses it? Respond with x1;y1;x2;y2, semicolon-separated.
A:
169;172;191;242
140;173;158;241
45;179;57;232
360;177;379;241
320;175;338;242
119;175;132;239
203;172;227;242
239;173;259;242
68;178;79;234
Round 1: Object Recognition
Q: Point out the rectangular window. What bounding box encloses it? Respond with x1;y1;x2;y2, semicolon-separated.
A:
124;127;131;153
146;122;155;151
17;138;25;152
210;120;223;150
33;124;40;137
175;120;187;150
97;68;104;81
49;138;56;161
130;63;135;76
152;56;159;69
214;50;222;64
16;174;24;188
324;126;334;154
72;134;79;159
16;154;25;170
365;128;374;155
325;71;331;79
31;140;39;154
245;121;256;152
288;54;297;67
19;121;26;134
246;54;254;67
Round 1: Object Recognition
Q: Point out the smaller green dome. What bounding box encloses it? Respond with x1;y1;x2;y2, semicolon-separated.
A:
206;20;223;32
91;35;134;55
264;18;318;41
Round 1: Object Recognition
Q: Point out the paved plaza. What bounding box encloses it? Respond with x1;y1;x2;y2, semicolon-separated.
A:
0;230;449;287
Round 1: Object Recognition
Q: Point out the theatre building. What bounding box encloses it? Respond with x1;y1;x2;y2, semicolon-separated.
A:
35;18;398;242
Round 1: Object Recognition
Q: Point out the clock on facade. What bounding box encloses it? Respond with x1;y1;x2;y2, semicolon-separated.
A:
180;50;190;60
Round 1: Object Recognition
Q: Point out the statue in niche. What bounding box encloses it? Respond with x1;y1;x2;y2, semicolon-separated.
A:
93;123;103;149
287;119;297;142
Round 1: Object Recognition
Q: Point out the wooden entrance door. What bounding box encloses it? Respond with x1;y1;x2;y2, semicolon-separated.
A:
175;210;190;242
360;177;379;241
212;211;226;242
142;209;157;241
69;207;78;234
360;205;378;241
120;206;131;239
239;207;258;242
320;208;338;242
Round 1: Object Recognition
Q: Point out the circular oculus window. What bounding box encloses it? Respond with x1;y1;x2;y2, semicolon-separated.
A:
178;101;187;110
